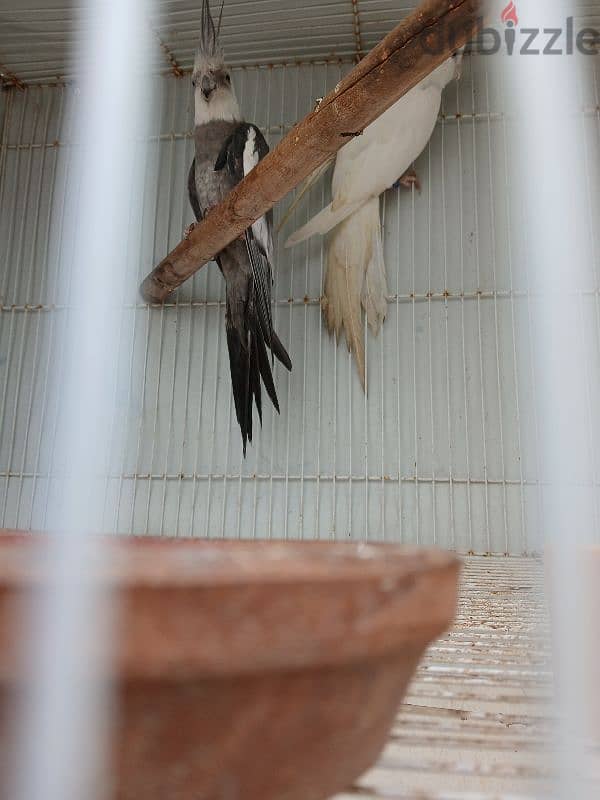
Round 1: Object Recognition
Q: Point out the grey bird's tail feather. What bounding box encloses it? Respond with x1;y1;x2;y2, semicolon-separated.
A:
225;275;291;456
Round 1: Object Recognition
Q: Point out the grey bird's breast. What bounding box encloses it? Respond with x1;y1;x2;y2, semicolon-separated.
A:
194;119;240;215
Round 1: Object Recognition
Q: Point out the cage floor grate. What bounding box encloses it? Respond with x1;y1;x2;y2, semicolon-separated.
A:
336;555;599;799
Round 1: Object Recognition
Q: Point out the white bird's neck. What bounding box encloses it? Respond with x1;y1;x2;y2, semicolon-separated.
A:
194;88;241;126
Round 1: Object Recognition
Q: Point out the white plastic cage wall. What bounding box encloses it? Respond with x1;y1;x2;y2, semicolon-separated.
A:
2;7;600;554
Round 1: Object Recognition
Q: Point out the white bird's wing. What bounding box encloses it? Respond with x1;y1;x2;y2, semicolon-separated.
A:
286;81;444;247
285;198;365;248
332;83;442;208
276;157;334;233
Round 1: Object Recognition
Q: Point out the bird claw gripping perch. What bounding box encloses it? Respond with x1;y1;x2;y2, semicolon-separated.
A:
393;166;421;192
184;222;197;240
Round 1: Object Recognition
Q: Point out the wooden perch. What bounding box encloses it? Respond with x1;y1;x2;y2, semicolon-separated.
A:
140;0;482;303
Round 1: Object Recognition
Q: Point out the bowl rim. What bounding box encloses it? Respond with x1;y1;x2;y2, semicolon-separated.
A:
0;530;460;589
0;531;461;680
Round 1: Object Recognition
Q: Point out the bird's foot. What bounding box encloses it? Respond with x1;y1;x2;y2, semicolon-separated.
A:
184;222;197;240
185;214;245;245
393;167;421;192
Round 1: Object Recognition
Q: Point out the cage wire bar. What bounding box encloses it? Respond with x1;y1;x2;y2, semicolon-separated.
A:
2;48;600;551
7;1;154;799
508;1;600;795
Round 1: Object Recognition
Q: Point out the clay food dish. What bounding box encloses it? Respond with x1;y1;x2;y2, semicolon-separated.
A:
0;533;460;800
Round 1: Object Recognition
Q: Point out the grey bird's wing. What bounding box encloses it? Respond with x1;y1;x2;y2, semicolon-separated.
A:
215;123;290;369
187;157;203;221
214;123;291;453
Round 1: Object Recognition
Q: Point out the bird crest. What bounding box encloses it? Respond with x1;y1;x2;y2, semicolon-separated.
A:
197;0;225;63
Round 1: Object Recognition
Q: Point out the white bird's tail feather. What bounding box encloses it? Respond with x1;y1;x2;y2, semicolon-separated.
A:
361;203;388;335
321;198;387;390
285;199;364;248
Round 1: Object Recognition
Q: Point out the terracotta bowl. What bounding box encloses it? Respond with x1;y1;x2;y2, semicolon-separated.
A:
0;533;460;800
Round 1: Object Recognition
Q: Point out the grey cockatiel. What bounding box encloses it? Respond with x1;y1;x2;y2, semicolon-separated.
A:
188;0;291;455
285;53;462;390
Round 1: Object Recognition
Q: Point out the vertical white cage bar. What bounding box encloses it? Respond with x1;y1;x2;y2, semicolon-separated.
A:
9;2;154;800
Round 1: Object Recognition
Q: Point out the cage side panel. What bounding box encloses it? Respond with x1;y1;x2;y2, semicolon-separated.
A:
2;58;599;551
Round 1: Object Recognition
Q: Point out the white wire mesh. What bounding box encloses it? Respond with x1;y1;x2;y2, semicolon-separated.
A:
2;0;600;83
1;52;600;551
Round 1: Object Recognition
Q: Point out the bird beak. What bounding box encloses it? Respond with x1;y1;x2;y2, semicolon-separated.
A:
201;75;216;100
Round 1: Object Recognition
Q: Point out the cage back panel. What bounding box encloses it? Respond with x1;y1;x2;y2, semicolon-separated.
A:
2;53;600;553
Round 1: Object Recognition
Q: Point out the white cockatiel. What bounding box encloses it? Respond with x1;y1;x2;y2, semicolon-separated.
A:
285;53;462;389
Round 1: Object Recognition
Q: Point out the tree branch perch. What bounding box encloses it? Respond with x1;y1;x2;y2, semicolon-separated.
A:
140;0;482;304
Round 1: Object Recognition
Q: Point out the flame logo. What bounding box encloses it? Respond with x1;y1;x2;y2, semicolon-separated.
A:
501;1;518;26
